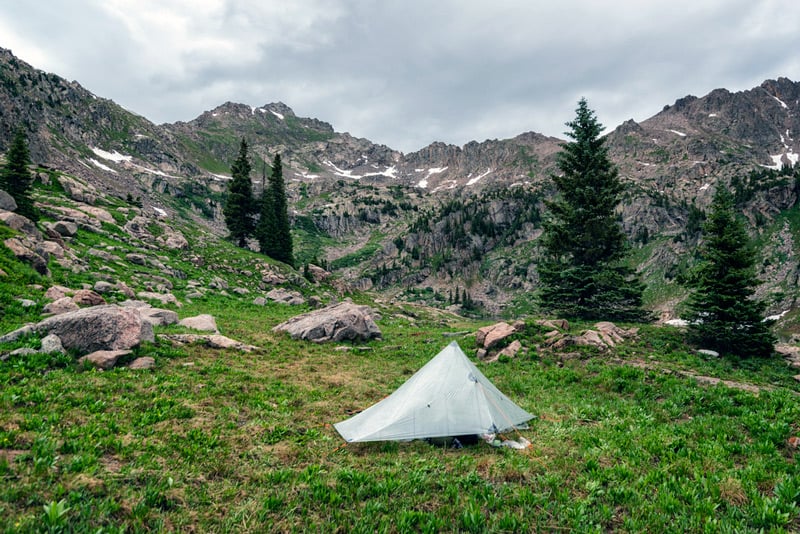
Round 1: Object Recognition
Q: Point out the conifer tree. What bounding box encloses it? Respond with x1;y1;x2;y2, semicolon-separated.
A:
538;98;644;321
223;138;255;247
684;187;775;357
257;154;294;266
0;128;38;221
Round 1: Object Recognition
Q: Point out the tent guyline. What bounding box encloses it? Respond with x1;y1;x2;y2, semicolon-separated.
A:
333;341;534;444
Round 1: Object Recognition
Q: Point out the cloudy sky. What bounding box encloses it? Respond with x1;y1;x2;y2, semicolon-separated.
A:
1;1;799;153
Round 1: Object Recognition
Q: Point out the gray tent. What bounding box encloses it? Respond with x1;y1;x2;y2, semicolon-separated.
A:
334;341;534;443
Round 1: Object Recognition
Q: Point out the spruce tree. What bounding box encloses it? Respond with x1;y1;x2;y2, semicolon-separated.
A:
223;138;255;247
538;98;644;321
257;154;294;266
0;128;38;221
684;187;775;357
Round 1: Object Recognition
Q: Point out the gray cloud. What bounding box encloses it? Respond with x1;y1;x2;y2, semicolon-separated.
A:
1;0;799;152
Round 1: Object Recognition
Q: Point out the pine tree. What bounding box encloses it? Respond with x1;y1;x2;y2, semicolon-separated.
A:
538;98;645;321
684;187;775;357
0;128;38;221
223;138;255;247
256;154;294;266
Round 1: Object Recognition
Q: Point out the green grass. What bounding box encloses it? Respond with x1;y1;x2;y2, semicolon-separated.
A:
2;305;800;532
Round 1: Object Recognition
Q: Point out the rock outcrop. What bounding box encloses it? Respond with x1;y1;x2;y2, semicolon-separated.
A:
273;301;381;342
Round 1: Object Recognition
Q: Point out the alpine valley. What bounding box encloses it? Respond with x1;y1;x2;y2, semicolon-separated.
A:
2;47;800;324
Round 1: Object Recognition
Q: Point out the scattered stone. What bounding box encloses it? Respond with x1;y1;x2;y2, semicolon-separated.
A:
10;347;37;357
93;281;116;294
476;348;488;360
116;282;136;298
273;300;382;342
179;314;218;333
43;297;80;315
266;288;306;305
128;357;156;370
498;340;523;359
253;297;267;306
125;253;147;265
306;264;331;283
88;248;115;261
136;291;181;307
72;289;106;307
79;349;132;370
233;287;250;295
159;334;258;352
536;319;569;331
37;305;154;353
40;334;65;354
307;295;323;309
137;307;179;327
159;231;188;250
209;276;229;290
16;298;36;308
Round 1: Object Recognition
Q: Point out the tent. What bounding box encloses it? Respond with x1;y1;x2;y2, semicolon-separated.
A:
333;341;534;443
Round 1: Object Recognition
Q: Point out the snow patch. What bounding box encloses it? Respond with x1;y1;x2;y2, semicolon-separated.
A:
210;173;231;181
667;129;687;137
665;319;688;327
426;167;448;175
764;152;799;170
269;109;284;120
765;310;789;322
323;160;361;179
153;207;167;217
466;168;492;186
364;165;397;179
773;96;789;109
708;113;718;117
699;183;710;191
91;147;132;163
89;159;116;173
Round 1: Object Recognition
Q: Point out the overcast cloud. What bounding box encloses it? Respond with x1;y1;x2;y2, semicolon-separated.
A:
1;0;799;153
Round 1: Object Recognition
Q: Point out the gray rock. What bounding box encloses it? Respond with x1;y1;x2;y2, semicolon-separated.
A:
0;324;37;344
16;298;36;308
93;281;116;294
266;288;306;305
44;286;71;300
79;349;132;370
40;334;65;354
0;211;42;239
128;356;156;370
37;305;154;353
125;253;148;265
0;190;17;211
273;301;382;342
253;297;267;306
137;307;179;327
179;314;218;332
233;287;250;295
72;289;106;307
52;220;78;237
137;291;181;307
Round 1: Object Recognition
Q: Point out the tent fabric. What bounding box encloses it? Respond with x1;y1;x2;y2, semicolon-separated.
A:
333;341;534;443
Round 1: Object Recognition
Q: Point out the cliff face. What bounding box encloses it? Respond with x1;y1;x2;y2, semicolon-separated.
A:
2;46;800;317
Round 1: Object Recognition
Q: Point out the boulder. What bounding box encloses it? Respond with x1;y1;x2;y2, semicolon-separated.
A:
93;281;116;294
159;231;188;250
52;220;78;237
179;314;218;332
3;237;49;275
159;334;258;352
40;334;65;354
36;305;154;353
476;322;517;349
128;356;156;370
79;349;131;370
44;286;71;300
43;297;79;315
306;264;331;283
136;291;181;307
266;288;306;305
72;289;106;307
0;211;42;239
0;190;17;211
536;318;570;331
137;307;179;327
125;253;148;265
273;301;382;342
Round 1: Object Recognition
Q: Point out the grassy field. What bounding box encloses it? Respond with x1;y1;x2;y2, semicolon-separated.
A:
2;297;800;532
